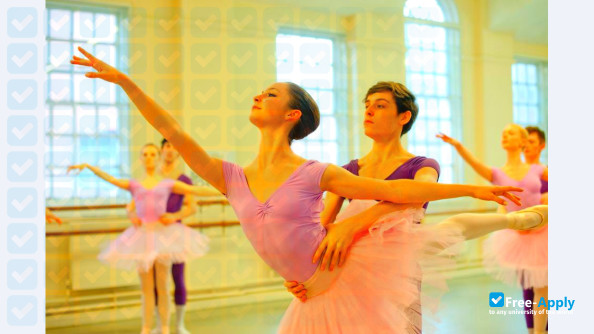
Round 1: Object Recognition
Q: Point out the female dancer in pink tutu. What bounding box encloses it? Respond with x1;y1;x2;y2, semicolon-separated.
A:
438;125;549;334
71;47;546;333
67;143;218;334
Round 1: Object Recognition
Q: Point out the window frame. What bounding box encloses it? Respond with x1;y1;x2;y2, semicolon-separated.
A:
275;28;349;166
45;1;130;205
403;0;463;184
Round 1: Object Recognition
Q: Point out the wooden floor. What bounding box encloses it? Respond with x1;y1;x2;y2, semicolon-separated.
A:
47;274;530;334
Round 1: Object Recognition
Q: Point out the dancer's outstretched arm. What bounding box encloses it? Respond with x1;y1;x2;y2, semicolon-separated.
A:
67;163;129;190
70;47;225;193
320;164;521;205
437;133;493;182
172;181;223;197
315;166;439;268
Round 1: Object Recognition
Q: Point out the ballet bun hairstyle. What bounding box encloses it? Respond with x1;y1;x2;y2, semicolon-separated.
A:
364;81;419;137
285;82;320;144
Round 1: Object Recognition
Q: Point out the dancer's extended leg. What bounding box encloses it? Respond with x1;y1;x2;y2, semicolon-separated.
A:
434;206;546;241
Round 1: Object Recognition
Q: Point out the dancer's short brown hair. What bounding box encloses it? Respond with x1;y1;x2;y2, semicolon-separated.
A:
525;126;546;144
364;81;419;136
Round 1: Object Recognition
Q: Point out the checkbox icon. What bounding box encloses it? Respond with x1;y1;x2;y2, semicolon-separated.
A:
8;224;38;254
7;152;38;182
7;295;38;326
8;80;37;110
7;188;37;218
8;260;37;290
489;292;505;307
7;116;38;146
8;7;38;38
8;44;37;74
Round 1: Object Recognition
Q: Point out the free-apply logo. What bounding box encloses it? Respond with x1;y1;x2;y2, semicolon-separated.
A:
489;292;505;307
489;291;576;311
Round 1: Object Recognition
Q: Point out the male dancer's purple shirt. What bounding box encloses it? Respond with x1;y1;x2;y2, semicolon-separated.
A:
167;174;193;222
342;156;441;210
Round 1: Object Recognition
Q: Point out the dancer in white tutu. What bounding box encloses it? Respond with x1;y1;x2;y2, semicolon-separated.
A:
67;143;219;334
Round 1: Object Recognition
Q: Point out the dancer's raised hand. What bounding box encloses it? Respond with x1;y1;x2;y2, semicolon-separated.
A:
67;163;88;174
436;133;461;147
71;46;125;84
473;185;523;206
45;208;63;225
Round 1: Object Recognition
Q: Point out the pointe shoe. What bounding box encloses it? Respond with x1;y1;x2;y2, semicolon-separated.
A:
176;326;191;334
508;205;548;231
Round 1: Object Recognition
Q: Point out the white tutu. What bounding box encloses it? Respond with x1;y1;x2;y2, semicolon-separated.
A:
98;222;209;272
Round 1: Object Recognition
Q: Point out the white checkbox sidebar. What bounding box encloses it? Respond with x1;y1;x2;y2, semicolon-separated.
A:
1;0;46;332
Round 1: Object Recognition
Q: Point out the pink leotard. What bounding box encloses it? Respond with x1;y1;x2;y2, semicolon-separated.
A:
129;179;175;223
222;160;328;282
491;164;545;212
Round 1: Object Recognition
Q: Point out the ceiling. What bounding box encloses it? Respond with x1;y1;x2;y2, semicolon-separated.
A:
237;0;547;44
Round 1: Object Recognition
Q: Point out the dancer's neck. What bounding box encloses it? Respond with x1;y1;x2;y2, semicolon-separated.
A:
505;149;525;167
255;129;302;169
365;137;412;164
525;154;541;165
160;160;179;178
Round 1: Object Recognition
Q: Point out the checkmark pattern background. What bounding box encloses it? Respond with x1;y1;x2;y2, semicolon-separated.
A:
2;0;45;331
1;0;557;332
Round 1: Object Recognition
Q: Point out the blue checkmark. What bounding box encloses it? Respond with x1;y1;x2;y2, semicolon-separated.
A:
8;260;38;290
7;188;37;219
7;7;38;38
7;116;38;146
7;152;38;182
7;224;38;254
7;295;38;326
8;44;38;74
489;292;505;307
8;79;37;110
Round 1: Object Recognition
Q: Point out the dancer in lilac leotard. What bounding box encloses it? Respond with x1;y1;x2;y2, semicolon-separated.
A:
67;143;217;334
438;124;549;334
71;50;544;333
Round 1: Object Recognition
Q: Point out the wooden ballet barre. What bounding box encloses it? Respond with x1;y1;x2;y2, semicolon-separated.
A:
48;198;229;211
45;220;240;237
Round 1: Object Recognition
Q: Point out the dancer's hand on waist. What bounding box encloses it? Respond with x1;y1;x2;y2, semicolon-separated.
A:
284;281;307;302
159;213;177;225
313;221;358;272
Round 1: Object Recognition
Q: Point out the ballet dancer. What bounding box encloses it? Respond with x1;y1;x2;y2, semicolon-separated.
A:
525;126;548;204
67;143;217;334
70;47;544;333
126;139;200;334
438;125;549;334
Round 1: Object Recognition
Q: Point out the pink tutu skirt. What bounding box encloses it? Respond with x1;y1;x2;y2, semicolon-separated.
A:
98;222;209;272
278;200;465;334
482;225;548;288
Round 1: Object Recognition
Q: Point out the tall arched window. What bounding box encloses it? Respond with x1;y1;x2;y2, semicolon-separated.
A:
404;0;461;183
